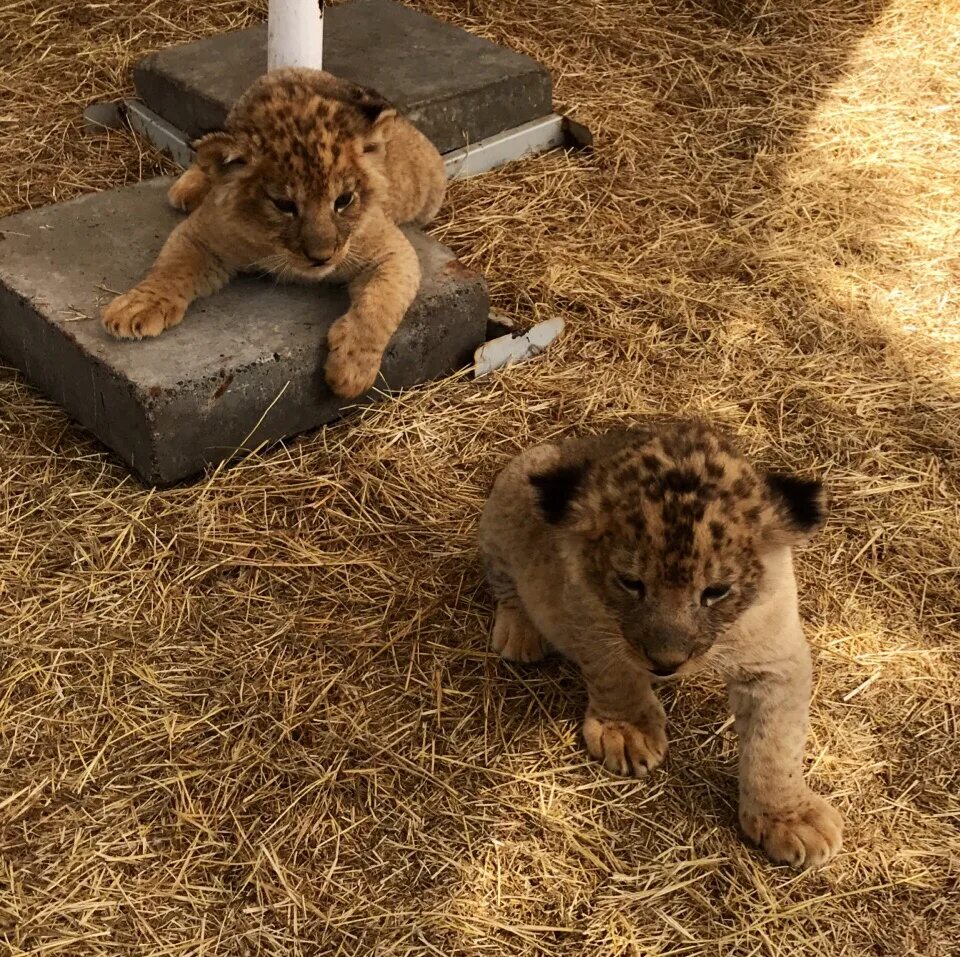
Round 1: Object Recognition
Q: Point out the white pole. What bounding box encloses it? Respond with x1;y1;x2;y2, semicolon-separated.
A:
268;0;324;71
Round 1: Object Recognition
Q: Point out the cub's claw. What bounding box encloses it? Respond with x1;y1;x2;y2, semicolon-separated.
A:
167;166;211;213
740;792;843;868
101;286;186;339
491;602;546;663
583;709;668;777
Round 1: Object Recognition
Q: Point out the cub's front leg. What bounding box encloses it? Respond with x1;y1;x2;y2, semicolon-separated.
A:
580;652;668;778
102;217;232;339
167;165;212;213
325;215;420;399
729;645;842;868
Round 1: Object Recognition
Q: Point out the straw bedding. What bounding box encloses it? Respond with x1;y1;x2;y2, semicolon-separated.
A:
1;1;958;954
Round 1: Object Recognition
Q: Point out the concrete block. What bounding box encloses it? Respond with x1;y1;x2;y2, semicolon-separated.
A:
0;180;488;485
133;0;553;154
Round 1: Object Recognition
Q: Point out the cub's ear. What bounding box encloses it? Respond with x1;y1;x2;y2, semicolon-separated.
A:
356;97;398;151
764;471;828;545
529;462;586;525
193;131;248;175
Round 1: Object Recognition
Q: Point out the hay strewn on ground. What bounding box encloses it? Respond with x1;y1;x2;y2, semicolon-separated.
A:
1;1;958;954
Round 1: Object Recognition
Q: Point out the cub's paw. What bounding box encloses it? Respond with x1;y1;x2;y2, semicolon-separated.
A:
102;286;186;339
583;709;668;777
168;166;211;213
740;793;843;868
491;602;546;664
325;316;383;399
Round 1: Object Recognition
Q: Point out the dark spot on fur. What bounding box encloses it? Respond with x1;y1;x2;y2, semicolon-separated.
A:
626;510;646;535
615;464;641;486
710;520;726;542
701;481;721;498
732;476;756;497
664;433;696;458
705;459;725;479
641;454;662;473
663;468;700;495
644;482;665;502
529;462;588;524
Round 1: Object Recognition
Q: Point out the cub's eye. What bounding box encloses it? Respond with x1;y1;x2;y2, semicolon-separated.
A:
334;191;356;213
701;584;731;607
270;197;298;215
617;575;646;599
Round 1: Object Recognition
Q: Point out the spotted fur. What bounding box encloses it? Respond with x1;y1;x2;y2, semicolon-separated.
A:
102;69;446;398
479;420;843;868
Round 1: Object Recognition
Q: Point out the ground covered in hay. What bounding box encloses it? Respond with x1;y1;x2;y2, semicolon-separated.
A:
1;1;958;954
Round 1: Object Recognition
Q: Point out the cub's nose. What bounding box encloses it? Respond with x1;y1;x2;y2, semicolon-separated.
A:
650;663;678;677
647;656;686;677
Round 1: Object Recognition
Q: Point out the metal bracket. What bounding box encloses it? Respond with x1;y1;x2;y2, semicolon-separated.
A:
96;99;591;181
444;113;590;179
122;100;196;168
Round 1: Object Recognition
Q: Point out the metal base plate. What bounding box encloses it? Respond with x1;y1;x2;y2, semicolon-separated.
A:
114;99;589;180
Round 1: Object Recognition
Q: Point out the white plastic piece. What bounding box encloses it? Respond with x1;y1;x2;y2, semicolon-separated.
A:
473;317;564;377
268;0;324;71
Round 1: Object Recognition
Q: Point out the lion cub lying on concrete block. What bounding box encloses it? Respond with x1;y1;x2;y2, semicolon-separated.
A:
102;68;446;399
479;420;842;868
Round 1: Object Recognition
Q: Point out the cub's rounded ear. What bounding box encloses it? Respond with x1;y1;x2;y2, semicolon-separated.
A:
529;462;586;524
528;460;604;538
764;471;828;545
193;131;247;175
358;99;398;151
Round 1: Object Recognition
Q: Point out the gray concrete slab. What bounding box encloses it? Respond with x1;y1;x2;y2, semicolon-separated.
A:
0;179;488;485
133;0;553;154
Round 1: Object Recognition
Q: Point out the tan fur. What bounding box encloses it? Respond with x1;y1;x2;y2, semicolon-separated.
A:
478;421;843;868
102;68;447;399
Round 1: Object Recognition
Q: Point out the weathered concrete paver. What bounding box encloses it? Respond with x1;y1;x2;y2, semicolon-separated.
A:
0;178;488;485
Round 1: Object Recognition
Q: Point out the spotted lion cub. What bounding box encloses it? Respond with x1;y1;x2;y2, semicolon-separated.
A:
479;420;843;868
101;68;446;398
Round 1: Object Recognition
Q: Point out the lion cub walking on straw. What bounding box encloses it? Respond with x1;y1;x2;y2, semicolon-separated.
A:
101;68;446;399
479;420;843;868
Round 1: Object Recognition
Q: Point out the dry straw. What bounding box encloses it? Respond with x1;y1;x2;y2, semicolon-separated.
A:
1;1;958;955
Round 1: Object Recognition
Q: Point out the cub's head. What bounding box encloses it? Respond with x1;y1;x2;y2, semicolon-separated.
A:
529;422;826;677
192;69;397;278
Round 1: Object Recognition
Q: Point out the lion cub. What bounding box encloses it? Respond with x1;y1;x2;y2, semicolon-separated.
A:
102;68;446;399
479;420;843;868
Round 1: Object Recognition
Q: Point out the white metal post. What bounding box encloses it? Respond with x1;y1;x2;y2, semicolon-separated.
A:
267;0;324;71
